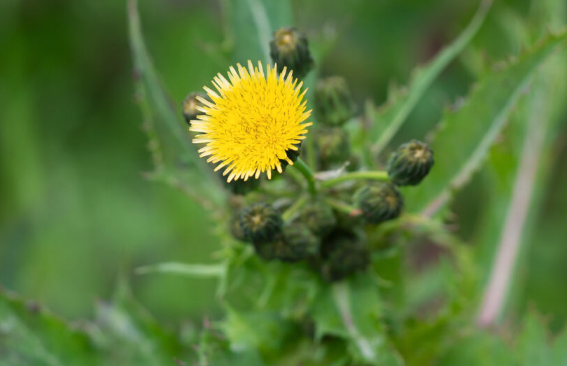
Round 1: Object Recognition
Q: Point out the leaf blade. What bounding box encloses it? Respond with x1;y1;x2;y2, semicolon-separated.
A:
311;276;403;366
127;0;225;206
135;262;225;278
404;30;567;215
223;0;293;64
369;0;493;156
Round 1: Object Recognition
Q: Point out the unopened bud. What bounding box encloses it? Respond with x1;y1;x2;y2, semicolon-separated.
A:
314;76;356;126
314;127;350;170
240;203;282;243
255;222;320;262
387;140;434;186
229;211;247;242
354;182;403;225
280;223;320;262
318;229;370;282
270;27;314;79
182;92;208;125
300;199;337;237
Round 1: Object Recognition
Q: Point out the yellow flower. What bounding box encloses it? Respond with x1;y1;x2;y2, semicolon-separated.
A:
190;60;312;182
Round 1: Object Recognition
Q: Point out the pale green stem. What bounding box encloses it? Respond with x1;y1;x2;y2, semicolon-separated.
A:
292;157;317;195
325;198;360;216
320;171;389;189
282;195;309;222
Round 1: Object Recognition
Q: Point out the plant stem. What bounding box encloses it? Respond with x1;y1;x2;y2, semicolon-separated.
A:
292;157;317;195
320;171;389;189
282;195;309;222
325;198;361;216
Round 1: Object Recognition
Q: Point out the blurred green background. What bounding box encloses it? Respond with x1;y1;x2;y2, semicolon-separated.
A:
1;0;566;331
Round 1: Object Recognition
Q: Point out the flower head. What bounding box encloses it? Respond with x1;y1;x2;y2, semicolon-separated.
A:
190;61;312;182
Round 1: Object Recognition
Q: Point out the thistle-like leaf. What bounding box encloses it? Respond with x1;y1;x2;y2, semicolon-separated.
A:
403;30;567;216
127;0;225;207
310;275;404;366
368;0;493;156
221;0;293;64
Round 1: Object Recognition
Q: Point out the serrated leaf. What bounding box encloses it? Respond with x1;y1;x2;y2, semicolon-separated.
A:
311;275;404;366
474;6;567;326
198;328;267;366
127;0;225;207
254;262;319;319
403;30;567;215
437;329;511;366
222;0;293;64
369;0;493;156
221;307;297;357
438;312;567;366
476;66;567;326
93;279;186;366
0;287;99;366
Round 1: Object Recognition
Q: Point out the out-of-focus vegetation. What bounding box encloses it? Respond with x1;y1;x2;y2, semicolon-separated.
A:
1;0;567;360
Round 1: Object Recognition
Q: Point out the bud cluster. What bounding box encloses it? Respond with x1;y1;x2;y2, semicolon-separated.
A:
191;26;435;282
233;202;321;263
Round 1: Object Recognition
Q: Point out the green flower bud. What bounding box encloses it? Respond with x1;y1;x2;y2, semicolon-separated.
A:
314;76;356;126
314;127;350;170
318;229;370;282
354;182;403;225
300;199;337;237
181;92;207;125
270;27;314;79
229;211;247;242
280;222;320;262
387;139;434;186
240;203;282;243
252;239;280;261
253;222;320;262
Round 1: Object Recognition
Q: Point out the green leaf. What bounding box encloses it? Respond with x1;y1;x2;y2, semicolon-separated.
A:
127;0;225;207
222;0;293;64
254;262;319;319
474;4;567;327
311;275;404;366
403;30;567;215
93;279;187;365
135;262;225;278
221;307;297;357
198;328;267;366
438;312;567;366
368;0;493;156
0;287;99;366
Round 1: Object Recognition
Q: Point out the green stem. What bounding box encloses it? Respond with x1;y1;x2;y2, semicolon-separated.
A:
325;198;360;216
292;157;317;195
320;171;389;189
282;195;309;222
